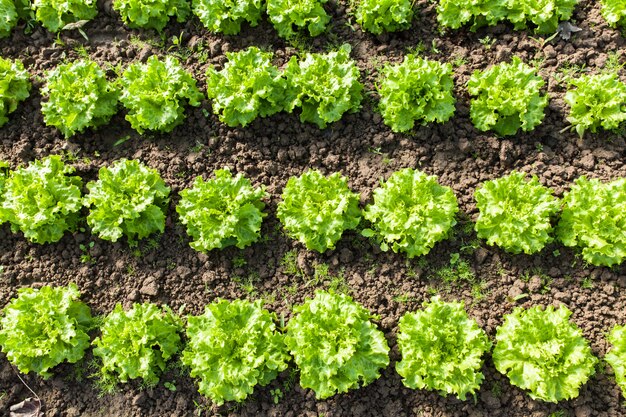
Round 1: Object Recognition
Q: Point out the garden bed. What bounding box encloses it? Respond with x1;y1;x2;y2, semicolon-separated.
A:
1;0;626;416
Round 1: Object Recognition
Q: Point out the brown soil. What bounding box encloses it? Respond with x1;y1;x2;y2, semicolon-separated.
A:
1;0;626;416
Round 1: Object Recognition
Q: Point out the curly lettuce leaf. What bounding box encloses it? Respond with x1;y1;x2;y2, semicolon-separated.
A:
119;55;202;133
0;284;92;378
474;171;559;254
0;155;83;243
84;159;170;244
493;305;597;403
606;324;626;397
267;0;330;38
277;169;361;253
33;0;98;32
285;290;389;399
193;0;262;34
556;176;626;267
397;296;491;400
354;0;414;34
182;299;289;405
177;168;268;252
377;54;455;132
114;0;190;30
467;56;547;136
92;303;182;387
363;168;458;258
0;56;31;127
0;0;18;38
437;0;577;33
206;47;286;127
565;72;626;138
601;0;626;28
284;44;363;128
42;59;119;138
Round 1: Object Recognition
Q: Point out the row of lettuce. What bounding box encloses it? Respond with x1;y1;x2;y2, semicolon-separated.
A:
1;0;625;38
2;49;626;139
1;155;625;267
1;284;624;405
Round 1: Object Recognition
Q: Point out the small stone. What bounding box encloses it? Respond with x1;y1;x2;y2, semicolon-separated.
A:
128;290;140;301
475;247;489;265
132;392;148;406
575;405;592;417
528;275;543;292
508;285;524;300
140;278;159;296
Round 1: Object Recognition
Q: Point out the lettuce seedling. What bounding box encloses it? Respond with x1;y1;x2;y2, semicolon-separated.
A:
437;0;578;34
283;44;363;128
474;171;560;254
354;0;414;34
193;0;262;34
277;169;361;253
119;55;203;133
267;0;330;38
556;176;626;267
0;0;18;38
0;284;92;378
601;0;626;28
114;0;190;30
467;57;547;136
206;47;286;127
92;303;182;388
41;59;119;138
0;56;31;127
362;168;458;258
493;305;597;403
0;155;83;243
376;54;455;133
33;0;97;32
84;159;171;245
564;72;626;138
285;290;389;399
182;299;289;405
397;296;491;400
605;324;626;398
177;168;268;252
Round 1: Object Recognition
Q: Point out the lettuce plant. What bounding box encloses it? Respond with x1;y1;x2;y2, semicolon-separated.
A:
119;55;202;133
33;0;98;32
467;57;547;136
284;44;363;128
92;303;182;388
564;72;626;138
84;159;171;244
182;299;289;405
0;284;92;378
474;171;559;255
556;176;626;267
396;297;491;400
376;54;455;133
114;0;190;30
0;0;18;38
193;0;262;34
285;290;389;399
0;56;31;127
493;305;597;403
0;160;10;219
277;169;361;253
354;0;414;34
41;59;119;138
0;155;83;244
177;168;268;252
267;0;330;38
437;0;578;34
362;168;458;258
601;0;626;28
206;47;286;127
605;324;626;397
